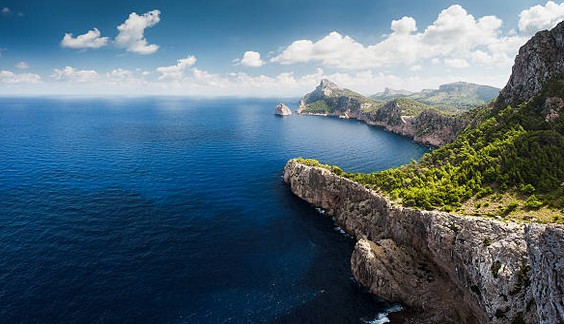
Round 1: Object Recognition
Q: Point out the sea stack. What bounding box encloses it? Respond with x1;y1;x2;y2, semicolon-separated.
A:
274;103;292;116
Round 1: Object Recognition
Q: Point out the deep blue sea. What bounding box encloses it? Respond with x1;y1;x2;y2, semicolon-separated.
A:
0;97;429;323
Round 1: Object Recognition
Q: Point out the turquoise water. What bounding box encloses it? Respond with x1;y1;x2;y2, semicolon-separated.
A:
0;97;429;323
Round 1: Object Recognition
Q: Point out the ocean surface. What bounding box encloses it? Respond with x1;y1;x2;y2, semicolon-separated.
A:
0;97;430;323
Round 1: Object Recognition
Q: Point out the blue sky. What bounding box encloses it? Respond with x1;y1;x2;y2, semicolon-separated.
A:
1;0;563;96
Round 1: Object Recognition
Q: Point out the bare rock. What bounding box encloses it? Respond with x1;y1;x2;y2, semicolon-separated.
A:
499;21;564;105
283;159;564;323
274;103;292;116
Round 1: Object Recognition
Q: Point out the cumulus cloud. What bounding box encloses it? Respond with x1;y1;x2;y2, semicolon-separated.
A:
61;28;109;49
271;4;527;70
115;10;161;55
15;61;29;69
391;16;417;34
235;51;265;67
156;55;197;80
51;66;98;82
0;70;41;83
518;1;564;35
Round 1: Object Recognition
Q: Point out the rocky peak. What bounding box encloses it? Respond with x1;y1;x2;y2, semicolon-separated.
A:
499;20;564;105
316;79;340;97
302;79;343;103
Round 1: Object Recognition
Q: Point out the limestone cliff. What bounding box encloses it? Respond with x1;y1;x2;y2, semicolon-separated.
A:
360;99;468;147
298;79;470;147
284;160;564;323
499;21;564;105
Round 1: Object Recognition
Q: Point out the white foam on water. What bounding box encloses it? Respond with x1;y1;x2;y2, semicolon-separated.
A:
362;304;404;324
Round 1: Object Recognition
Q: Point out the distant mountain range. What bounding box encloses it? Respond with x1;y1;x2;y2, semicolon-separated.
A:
370;82;500;110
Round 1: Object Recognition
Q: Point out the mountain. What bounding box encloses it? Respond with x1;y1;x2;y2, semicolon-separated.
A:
498;20;564;106
369;87;414;101
297;79;377;116
297;79;476;146
347;20;564;219
371;82;500;110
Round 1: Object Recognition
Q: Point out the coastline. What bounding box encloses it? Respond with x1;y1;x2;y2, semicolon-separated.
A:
283;159;564;323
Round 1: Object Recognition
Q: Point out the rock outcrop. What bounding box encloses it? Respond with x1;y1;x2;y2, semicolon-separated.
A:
499;21;564;105
274;103;292;116
284;160;564;323
361;100;468;147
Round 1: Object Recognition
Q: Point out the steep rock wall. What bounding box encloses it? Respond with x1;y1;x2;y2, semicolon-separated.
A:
283;159;564;323
499;21;564;105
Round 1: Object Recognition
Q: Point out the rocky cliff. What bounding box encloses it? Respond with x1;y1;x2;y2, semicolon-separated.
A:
284;160;564;323
499;21;564;105
361;99;468;147
298;79;469;147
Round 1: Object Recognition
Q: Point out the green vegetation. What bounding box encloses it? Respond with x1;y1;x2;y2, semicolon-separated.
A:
371;82;500;111
295;79;564;223
302;100;330;113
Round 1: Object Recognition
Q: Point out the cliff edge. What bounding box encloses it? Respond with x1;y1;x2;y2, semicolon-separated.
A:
499;21;564;105
284;159;564;323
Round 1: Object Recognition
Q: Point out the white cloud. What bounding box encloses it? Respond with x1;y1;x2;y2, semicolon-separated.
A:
115;10;161;55
15;61;29;69
518;1;564;35
0;70;41;83
61;28;109;49
51;66;98;82
156;55;197;80
271;4;527;70
236;51;265;67
391;16;417;34
444;58;470;69
2;7;11;15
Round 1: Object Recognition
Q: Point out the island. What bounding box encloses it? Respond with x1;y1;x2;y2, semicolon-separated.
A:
274;103;292;116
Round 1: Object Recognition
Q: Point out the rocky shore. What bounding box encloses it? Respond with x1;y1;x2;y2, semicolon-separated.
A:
283;159;564;323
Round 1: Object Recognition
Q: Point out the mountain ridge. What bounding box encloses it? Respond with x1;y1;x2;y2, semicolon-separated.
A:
371;81;500;110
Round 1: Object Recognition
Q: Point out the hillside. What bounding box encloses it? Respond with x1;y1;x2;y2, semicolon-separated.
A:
371;82;500;110
297;79;472;146
324;21;564;222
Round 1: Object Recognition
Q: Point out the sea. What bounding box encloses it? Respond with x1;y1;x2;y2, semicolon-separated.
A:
0;97;430;323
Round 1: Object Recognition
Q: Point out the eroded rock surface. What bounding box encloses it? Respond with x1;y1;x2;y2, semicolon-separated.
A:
283;160;564;323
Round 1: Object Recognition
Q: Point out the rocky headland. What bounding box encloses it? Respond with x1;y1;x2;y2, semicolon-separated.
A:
297;79;479;147
284;159;563;323
284;21;564;323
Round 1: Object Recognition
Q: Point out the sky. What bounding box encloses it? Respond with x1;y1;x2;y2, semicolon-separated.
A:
1;0;564;97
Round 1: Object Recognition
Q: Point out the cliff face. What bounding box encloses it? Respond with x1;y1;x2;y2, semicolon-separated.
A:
298;80;468;147
499;21;564;105
284;160;564;324
360;100;467;147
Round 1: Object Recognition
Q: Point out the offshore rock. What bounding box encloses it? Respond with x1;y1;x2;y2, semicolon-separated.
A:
274;103;292;116
283;159;564;323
